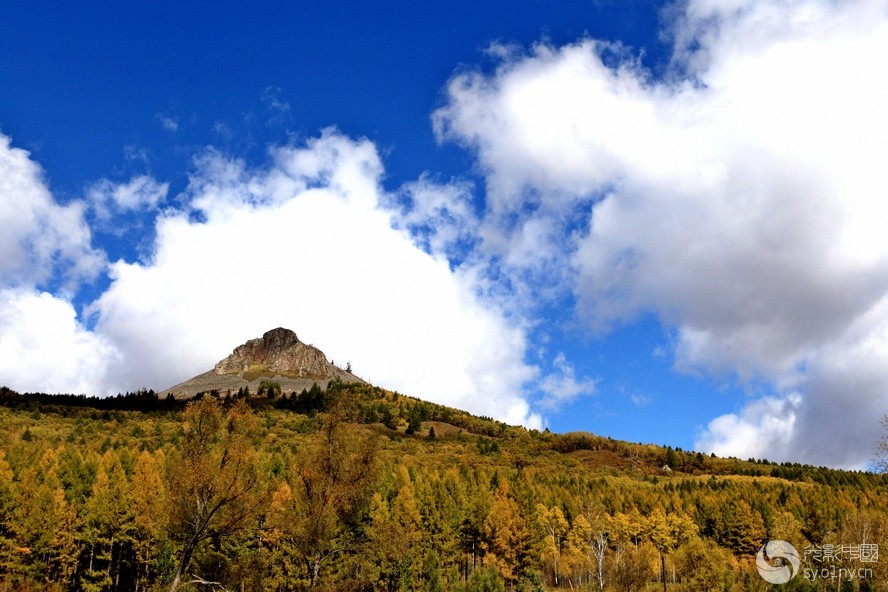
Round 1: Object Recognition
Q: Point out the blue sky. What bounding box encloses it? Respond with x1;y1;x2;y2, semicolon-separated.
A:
2;0;888;468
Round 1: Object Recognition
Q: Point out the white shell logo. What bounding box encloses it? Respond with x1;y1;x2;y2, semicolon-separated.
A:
756;540;801;584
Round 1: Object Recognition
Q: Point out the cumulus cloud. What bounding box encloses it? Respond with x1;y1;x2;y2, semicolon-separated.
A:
0;289;117;394
700;294;888;467
90;130;539;426
0;127;541;426
0;132;104;289
433;0;888;466
696;393;801;461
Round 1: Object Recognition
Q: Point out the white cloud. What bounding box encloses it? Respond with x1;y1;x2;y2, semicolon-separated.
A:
90;130;539;425
629;392;650;408
0;132;104;289
434;40;660;210
538;352;597;411
0;288;117;394
699;294;888;468
0;129;540;427
432;0;888;466
87;175;169;220
155;113;179;132
696;393;800;462
391;175;479;261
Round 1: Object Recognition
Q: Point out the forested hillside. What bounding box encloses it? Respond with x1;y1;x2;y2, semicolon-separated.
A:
0;382;885;591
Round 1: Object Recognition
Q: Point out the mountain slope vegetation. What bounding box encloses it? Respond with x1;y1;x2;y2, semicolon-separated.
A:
0;382;885;591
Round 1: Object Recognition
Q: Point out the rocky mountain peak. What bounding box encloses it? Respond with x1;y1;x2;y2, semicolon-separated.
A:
213;327;335;378
159;328;359;400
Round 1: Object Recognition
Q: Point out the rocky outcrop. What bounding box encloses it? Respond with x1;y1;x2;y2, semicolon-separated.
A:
214;327;335;378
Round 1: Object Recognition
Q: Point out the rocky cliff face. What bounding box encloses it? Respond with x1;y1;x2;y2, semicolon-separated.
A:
214;327;335;379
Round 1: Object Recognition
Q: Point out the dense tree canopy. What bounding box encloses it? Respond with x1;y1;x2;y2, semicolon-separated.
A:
0;383;886;591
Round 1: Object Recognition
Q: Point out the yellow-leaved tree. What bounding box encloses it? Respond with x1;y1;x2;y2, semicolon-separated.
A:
481;479;529;586
166;398;266;592
536;503;569;587
265;400;379;590
647;507;697;592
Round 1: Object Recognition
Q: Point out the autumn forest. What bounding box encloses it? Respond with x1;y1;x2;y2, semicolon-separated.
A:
0;382;885;591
